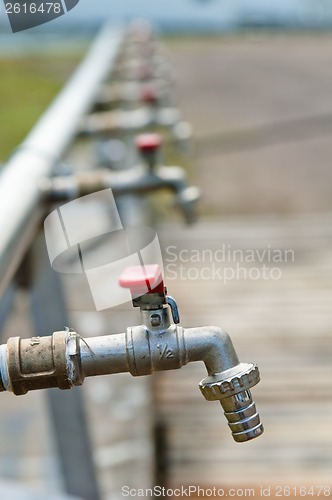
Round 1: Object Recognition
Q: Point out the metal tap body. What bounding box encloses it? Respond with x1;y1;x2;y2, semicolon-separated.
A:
45;163;199;224
0;303;263;443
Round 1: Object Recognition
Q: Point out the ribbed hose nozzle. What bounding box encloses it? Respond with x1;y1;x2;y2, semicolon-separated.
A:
221;390;264;442
199;363;264;443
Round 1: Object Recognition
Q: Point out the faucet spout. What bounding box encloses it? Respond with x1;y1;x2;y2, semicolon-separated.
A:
183;326;264;442
183;326;240;374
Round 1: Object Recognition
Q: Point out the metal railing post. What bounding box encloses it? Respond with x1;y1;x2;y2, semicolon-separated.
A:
29;235;100;500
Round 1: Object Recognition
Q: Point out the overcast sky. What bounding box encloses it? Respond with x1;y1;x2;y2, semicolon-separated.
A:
0;0;330;34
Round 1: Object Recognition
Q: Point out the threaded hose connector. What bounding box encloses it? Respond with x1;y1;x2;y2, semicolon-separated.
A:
221;390;263;442
199;363;264;442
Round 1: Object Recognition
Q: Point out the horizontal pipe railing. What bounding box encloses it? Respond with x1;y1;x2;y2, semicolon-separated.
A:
0;24;125;298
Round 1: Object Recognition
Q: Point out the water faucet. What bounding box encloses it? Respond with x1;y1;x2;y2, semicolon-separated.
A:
79;105;185;138
82;54;189;154
94;80;171;111
88;86;192;155
0;265;263;443
43;133;200;224
115;28;172;85
115;54;172;83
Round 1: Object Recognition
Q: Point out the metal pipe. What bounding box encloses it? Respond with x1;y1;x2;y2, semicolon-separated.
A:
79;333;129;377
43;164;200;224
44;165;186;196
183;326;240;375
79;106;181;135
94;80;170;109
0;324;241;386
0;24;125;298
0;306;263;442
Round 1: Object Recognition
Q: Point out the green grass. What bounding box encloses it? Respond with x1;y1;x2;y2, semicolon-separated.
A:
0;53;83;162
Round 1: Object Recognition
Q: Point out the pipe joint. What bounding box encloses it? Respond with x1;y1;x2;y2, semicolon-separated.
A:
0;331;82;396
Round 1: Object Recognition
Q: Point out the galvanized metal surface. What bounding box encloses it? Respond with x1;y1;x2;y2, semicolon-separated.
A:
44;162;200;223
0;297;263;444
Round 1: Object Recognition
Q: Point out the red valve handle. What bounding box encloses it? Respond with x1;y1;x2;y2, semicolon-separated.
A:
119;264;164;296
141;85;158;104
135;133;162;153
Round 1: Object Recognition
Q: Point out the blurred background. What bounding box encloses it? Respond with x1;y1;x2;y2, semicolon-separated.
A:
0;1;332;499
